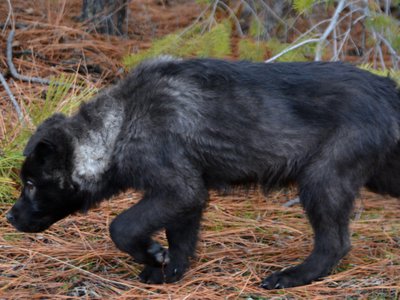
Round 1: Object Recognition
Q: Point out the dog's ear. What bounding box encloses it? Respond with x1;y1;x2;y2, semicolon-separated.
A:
30;137;58;163
23;113;67;157
24;127;71;166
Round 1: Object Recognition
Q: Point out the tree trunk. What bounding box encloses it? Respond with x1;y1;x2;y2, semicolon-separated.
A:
80;0;129;35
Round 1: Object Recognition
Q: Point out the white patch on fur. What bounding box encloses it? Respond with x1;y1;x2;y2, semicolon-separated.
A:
165;78;206;132
72;105;124;190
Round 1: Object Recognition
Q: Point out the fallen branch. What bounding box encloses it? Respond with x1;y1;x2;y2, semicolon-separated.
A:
0;72;24;122
283;197;300;207
6;30;51;85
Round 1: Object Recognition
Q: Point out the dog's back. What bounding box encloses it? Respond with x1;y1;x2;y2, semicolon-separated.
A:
111;58;400;192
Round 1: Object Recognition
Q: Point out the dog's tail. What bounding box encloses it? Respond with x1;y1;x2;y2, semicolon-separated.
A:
366;90;400;197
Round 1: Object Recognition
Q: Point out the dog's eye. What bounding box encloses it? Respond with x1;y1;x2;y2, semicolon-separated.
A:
25;180;35;191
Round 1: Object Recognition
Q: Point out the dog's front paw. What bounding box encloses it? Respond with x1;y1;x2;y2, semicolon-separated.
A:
139;263;186;284
147;242;170;266
261;268;312;289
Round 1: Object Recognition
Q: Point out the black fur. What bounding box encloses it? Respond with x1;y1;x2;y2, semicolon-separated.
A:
6;57;400;289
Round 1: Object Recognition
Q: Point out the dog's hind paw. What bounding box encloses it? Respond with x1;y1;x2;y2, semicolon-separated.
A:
260;268;313;289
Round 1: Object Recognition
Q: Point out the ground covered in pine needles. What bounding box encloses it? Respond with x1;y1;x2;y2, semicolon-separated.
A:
1;190;399;299
0;0;399;299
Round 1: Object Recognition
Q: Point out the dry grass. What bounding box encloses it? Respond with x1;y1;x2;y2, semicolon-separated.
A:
0;0;399;299
0;189;399;299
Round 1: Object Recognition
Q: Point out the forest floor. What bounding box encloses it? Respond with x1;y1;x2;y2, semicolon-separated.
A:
0;0;399;299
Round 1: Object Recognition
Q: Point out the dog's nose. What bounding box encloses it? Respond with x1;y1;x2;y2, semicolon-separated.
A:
6;211;15;223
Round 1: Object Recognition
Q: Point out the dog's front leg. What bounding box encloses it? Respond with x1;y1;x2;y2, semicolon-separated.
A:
109;196;169;267
109;187;206;284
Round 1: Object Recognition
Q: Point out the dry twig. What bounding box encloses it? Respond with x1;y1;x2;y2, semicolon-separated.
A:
6;30;52;85
0;72;24;121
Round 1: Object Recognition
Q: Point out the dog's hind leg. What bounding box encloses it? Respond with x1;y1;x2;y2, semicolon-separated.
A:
261;132;377;289
262;169;356;288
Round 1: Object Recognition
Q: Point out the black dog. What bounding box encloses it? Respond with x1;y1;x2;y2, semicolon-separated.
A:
6;57;400;289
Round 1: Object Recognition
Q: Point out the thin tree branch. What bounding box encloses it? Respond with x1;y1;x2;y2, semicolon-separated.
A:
375;32;400;68
332;27;338;60
361;0;399;70
263;1;358;64
315;0;346;61
265;38;320;63
333;27;351;61
0;72;24;122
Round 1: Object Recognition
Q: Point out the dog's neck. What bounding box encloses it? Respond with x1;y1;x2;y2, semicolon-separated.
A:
71;97;124;192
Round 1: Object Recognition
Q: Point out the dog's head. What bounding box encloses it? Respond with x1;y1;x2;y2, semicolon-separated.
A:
6;114;84;232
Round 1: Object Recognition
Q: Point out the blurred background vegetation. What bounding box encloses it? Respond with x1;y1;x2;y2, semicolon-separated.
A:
124;0;400;68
